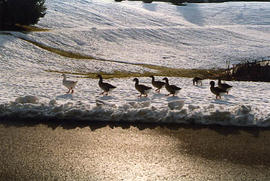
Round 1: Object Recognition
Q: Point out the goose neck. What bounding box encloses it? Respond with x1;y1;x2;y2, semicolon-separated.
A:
99;76;103;83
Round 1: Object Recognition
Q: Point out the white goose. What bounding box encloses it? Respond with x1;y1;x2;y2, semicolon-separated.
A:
62;74;78;94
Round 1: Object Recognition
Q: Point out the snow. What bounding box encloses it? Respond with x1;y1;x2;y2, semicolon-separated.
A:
1;0;270;127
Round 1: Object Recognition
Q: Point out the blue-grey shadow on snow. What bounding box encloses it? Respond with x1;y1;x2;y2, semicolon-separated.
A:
176;4;205;26
56;94;73;100
225;94;236;99
211;98;234;105
143;3;157;12
98;95;114;100
152;93;167;99
0;32;14;47
166;95;181;101
136;96;151;102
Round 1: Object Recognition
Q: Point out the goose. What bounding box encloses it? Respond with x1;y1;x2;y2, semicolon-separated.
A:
97;74;116;96
150;75;165;93
162;77;181;96
193;77;203;86
210;81;227;99
218;78;232;94
133;78;152;97
62;74;78;94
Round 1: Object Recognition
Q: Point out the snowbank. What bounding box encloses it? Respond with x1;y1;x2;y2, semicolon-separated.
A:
0;95;269;127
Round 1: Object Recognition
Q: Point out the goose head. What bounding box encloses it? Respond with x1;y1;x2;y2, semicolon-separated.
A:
210;81;215;87
97;74;102;79
133;78;139;84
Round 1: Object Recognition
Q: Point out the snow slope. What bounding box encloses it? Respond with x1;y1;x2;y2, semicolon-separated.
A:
1;0;270;127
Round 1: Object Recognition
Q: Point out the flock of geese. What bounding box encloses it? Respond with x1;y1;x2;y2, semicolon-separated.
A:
62;74;233;99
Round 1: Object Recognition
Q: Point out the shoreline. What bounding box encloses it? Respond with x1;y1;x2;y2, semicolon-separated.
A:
1;118;270;132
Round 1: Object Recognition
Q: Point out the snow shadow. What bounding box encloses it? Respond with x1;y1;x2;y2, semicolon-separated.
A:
152;93;167;99
98;95;115;100
56;94;73;99
0;32;13;47
142;3;157;12
176;4;205;26
166;95;181;101
161;124;270;167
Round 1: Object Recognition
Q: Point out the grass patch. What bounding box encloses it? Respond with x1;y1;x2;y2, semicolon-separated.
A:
48;67;225;80
20;37;97;59
15;24;50;32
138;64;224;79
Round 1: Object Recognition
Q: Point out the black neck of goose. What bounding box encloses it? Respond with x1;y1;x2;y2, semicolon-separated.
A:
134;79;139;85
164;79;169;85
151;76;154;82
99;76;103;83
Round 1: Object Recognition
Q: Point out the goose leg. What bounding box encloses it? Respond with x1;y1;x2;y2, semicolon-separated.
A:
71;89;74;94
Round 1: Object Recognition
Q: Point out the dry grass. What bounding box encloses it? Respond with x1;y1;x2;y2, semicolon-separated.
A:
48;68;224;80
15;24;50;32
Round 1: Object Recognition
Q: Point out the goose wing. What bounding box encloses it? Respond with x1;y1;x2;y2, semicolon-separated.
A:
170;85;181;90
63;80;77;88
101;82;116;90
221;83;232;89
136;84;152;94
211;86;227;95
139;84;152;90
153;80;165;88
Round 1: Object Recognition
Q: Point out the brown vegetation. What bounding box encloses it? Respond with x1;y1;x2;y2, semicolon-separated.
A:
221;59;270;82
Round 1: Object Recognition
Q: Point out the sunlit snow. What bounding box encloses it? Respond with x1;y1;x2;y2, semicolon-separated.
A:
1;0;270;127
